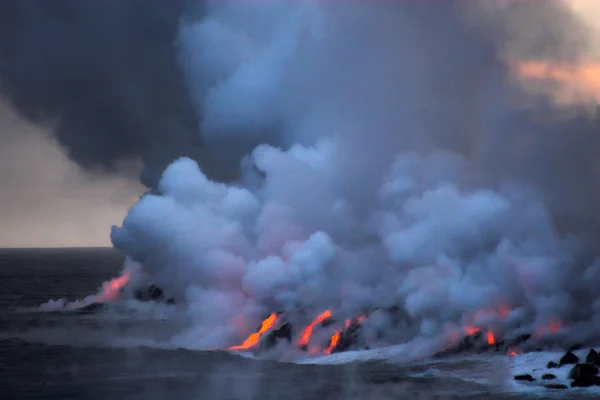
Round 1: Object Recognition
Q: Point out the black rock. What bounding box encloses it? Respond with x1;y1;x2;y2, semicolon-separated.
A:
166;298;176;305
586;349;600;366
560;351;579;366
568;363;599;381
571;377;600;388
514;374;535;382
541;374;556;380
134;284;164;302
544;384;568;390
262;323;292;350
547;361;559;369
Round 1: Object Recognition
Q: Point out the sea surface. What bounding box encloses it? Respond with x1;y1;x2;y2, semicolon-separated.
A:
0;248;596;399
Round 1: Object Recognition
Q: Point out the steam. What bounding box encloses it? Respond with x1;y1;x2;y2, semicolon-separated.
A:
111;0;600;356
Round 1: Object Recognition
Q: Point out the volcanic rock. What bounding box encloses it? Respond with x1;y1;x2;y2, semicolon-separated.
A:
514;374;535;382
134;284;164;302
559;351;579;366
544;384;568;390
546;361;559;369
586;349;600;366
568;363;599;380
261;322;292;351
541;374;556;380
571;377;600;388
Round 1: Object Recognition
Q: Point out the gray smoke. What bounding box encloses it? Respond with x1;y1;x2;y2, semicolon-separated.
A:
109;0;600;356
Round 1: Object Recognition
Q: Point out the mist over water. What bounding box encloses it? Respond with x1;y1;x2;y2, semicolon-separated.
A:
110;0;600;357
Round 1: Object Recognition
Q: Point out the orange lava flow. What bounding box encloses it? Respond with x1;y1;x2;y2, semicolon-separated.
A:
96;272;131;302
298;310;333;346
325;331;342;355
228;313;278;351
325;319;351;355
487;331;495;345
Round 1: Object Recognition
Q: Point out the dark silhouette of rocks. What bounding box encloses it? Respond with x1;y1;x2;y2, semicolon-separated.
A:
514;374;535;382
544;384;568;390
585;349;600;366
559;351;579;366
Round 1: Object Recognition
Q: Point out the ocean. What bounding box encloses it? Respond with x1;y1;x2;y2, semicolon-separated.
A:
0;248;596;399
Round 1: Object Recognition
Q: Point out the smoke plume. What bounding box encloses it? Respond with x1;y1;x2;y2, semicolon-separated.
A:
109;0;600;355
0;0;251;187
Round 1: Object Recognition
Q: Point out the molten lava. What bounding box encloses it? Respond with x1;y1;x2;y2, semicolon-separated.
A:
325;318;351;355
229;313;278;351
487;331;495;345
464;326;480;336
298;310;332;347
96;272;131;302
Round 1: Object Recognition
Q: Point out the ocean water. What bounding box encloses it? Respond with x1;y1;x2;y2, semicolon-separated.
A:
0;248;596;399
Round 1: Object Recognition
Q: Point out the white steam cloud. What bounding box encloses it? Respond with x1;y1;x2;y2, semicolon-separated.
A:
111;1;600;355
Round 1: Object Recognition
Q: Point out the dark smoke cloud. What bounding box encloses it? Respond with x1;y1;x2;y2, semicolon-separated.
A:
0;0;252;187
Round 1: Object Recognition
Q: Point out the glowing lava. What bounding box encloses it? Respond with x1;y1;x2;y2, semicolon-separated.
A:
95;272;131;302
325;319;351;355
487;331;495;345
229;313;278;351
464;326;481;336
298;310;333;347
325;330;342;355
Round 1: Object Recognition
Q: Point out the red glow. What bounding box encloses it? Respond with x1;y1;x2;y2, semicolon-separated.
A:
298;310;332;346
548;319;562;334
509;351;517;357
96;272;131;302
536;318;563;337
497;306;510;319
228;313;278;351
464;326;480;336
487;331;495;345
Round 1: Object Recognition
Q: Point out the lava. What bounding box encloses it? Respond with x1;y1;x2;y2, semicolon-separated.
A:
464;326;481;336
487;331;495;345
95;272;131;302
298;310;333;347
325;318;351;355
325;330;342;355
229;313;278;351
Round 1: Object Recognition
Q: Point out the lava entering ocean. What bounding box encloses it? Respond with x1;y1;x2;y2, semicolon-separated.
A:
102;0;600;363
229;313;279;351
95;271;131;303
